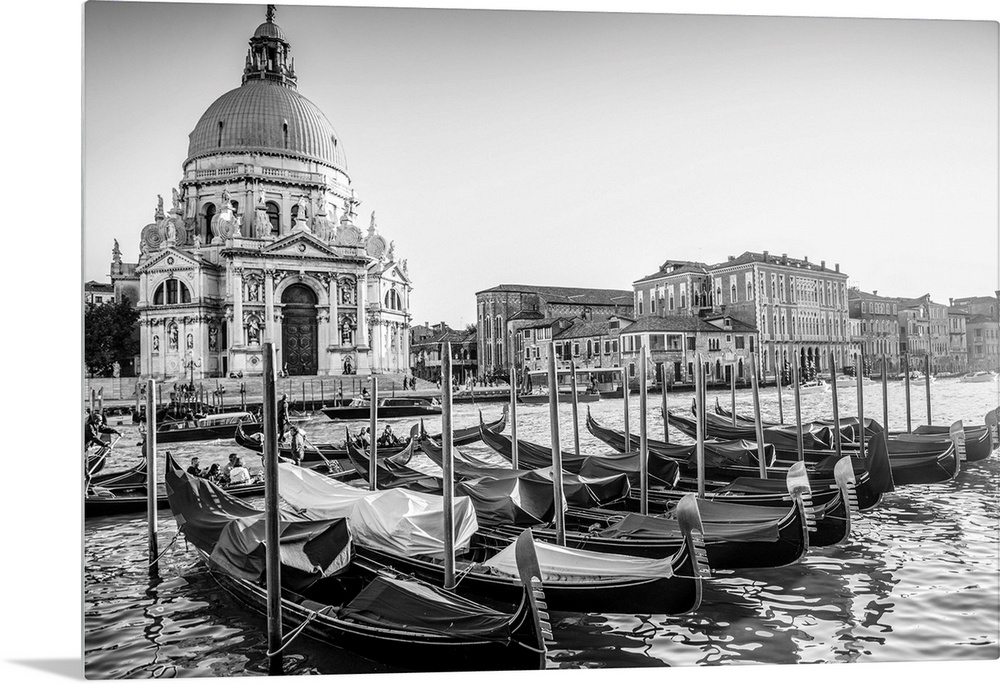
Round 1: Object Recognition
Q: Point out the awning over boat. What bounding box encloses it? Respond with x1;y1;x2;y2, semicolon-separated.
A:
164;455;351;590
340;575;515;637
597;511;781;543
277;463;479;559
482;537;675;581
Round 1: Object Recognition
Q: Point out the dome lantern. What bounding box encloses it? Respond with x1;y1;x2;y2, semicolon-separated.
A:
243;4;296;88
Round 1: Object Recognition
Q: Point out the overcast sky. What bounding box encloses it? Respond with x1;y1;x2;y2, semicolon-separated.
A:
83;1;997;328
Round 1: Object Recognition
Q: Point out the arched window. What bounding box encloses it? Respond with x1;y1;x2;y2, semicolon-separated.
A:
266;201;280;235
153;278;192;305
203;203;216;242
731;284;737;302
384;288;402;310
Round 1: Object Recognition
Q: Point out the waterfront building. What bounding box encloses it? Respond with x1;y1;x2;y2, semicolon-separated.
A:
84;281;115;306
952;294;1000;372
109;7;411;380
409;323;477;383
617;314;758;386
518;316;629;374
475;285;633;375
895;295;950;373
634;251;850;379
946;305;969;373
847;288;901;373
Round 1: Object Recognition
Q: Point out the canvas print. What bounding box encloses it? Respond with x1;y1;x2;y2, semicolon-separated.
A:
82;1;999;678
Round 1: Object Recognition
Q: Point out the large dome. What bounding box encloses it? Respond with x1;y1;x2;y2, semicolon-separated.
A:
186;80;347;170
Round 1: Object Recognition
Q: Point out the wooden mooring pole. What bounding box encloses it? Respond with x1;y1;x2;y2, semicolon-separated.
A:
638;347;649;515
547;341;566;546
441;343;457;589
145;379;158;572
509;368;519;470
261;343;283;676
369;376;378;491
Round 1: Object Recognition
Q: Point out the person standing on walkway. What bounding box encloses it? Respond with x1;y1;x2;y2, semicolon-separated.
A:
277;393;289;441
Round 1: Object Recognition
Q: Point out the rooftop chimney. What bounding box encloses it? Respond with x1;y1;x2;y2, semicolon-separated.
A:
782;253;787;261
804;255;809;263
762;250;769;262
835;263;840;273
949;297;954;307
873;290;878;296
821;260;826;269
728;255;734;261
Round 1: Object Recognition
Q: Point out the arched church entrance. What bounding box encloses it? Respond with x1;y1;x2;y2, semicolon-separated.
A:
281;284;318;376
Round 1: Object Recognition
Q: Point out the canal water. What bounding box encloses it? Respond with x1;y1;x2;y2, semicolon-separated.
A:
83;377;999;677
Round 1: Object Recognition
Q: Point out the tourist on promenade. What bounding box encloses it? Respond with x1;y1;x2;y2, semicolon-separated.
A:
289;425;306;465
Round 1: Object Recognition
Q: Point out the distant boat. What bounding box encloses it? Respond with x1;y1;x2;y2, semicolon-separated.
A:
321;396;442;420
796;379;828;394
517;390;600;405
960;371;996;383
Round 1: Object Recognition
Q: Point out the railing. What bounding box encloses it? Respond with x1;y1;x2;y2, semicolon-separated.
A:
186;164;351;195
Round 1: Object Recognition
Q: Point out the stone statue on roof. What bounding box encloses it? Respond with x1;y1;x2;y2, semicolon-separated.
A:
387;240;395;261
112;239;121;264
172;187;183;213
155;195;165;220
369;210;377;234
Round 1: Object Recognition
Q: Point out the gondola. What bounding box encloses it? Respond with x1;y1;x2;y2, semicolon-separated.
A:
585;410;892;512
155;411;261;444
714;400;995;463
277;462;706;615
517;391;600;405
86;478;266;518
233;410;508;467
417;436;633;512
163;455;550;671
321;396;442;421
471;424;816;568
666;409;959;486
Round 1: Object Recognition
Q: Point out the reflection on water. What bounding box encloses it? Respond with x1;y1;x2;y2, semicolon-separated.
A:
85;378;999;676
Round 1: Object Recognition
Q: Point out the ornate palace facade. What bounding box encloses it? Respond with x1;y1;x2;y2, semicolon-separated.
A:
111;7;411;379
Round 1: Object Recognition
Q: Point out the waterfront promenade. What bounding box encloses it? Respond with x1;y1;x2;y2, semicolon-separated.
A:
83;373;513;411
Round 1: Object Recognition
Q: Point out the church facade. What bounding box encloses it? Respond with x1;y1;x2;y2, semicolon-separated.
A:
111;7;412;380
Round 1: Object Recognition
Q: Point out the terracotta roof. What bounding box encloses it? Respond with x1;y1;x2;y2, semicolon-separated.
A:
553;320;617;340
711;251;847;276
620;314;756;334
520;317;571;330
476;284;633;308
634;260;710;284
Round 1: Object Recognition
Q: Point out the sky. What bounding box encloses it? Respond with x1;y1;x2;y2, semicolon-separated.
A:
82;1;998;330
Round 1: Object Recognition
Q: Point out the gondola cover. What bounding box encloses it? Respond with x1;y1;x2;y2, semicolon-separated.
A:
483;537;676;581
164;455;351;590
277;463;479;559
340;575;518;636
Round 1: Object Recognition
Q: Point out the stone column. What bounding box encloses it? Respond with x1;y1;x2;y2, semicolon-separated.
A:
329;276;338;335
264;270;275;343
357;273;368;347
232;268;244;346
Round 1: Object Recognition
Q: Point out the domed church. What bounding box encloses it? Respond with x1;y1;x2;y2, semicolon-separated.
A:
112;6;412;379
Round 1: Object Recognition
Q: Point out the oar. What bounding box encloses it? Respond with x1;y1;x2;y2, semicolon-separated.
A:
299;432;336;471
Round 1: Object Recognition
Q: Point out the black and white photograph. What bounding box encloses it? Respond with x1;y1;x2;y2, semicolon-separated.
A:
6;0;1000;681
